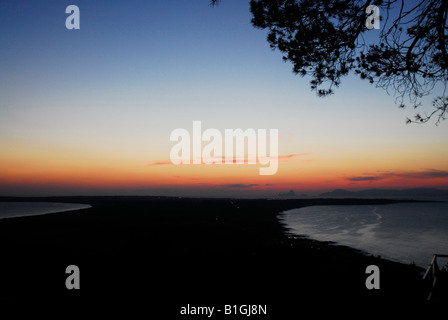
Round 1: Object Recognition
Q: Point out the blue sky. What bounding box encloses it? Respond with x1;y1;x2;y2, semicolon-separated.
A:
1;0;447;196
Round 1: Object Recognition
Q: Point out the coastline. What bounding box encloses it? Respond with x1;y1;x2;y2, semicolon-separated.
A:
0;202;92;220
0;196;429;310
279;202;448;269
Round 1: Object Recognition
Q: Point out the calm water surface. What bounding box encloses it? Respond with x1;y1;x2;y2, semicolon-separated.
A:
281;202;448;268
0;202;91;219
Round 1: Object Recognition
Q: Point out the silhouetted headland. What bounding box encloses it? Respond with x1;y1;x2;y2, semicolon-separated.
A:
0;196;430;313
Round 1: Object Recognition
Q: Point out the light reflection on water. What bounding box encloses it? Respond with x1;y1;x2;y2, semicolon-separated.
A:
0;202;91;219
280;202;448;268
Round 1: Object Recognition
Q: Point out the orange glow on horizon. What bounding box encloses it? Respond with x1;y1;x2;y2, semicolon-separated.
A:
1;136;448;195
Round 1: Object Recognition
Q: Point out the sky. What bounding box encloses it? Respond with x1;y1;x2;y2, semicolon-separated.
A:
1;0;448;197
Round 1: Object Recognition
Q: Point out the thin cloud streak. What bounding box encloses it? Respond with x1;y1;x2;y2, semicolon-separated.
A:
147;153;312;166
348;176;383;182
147;161;172;167
224;184;259;188
347;169;448;182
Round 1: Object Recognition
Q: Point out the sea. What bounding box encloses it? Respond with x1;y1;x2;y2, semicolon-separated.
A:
280;202;448;268
0;202;91;219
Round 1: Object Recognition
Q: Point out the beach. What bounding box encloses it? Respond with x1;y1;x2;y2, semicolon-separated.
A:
0;196;428;313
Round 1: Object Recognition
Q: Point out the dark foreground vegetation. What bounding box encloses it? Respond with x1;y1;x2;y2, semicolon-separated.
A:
0;196;429;314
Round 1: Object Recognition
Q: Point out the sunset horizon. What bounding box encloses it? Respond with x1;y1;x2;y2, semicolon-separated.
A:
2;0;448;307
2;2;447;198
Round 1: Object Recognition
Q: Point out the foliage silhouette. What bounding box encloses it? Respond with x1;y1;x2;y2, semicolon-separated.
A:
211;0;448;124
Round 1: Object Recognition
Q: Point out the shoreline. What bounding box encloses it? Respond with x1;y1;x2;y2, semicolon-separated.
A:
0;196;431;309
0;201;92;220
278;203;446;269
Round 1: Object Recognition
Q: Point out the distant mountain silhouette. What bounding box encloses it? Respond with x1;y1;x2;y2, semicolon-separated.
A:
277;190;310;198
319;188;448;200
278;190;297;198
